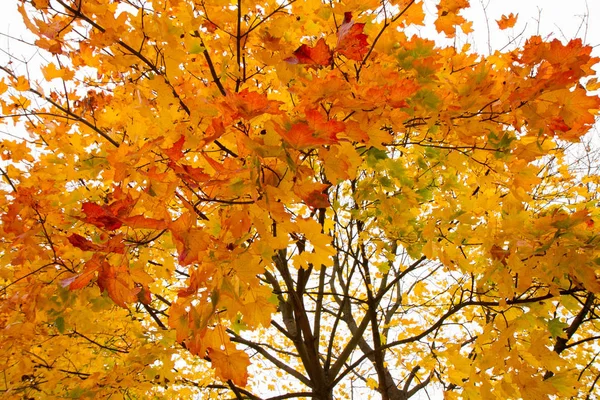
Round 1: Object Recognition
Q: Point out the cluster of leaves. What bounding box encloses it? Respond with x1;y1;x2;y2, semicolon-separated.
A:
1;0;600;398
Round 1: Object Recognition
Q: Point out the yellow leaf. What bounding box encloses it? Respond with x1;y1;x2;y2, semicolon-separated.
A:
400;1;425;27
41;62;75;81
208;347;250;387
366;377;378;389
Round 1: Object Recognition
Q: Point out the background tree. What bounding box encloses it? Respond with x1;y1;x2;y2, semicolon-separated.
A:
1;0;600;399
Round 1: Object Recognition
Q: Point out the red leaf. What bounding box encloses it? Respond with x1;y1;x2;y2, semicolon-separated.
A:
137;284;152;305
336;12;369;61
165;135;186;162
285;38;332;67
68;233;103;251
82;202;123;230
303;190;330;209
294;182;331;209
548;116;570;133
202;20;218;33
490;244;509;265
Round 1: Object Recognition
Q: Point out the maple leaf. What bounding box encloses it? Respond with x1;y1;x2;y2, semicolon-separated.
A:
14;76;30;91
136;284;152;305
435;0;469;37
285;38;333;67
168;161;211;188
275;110;343;149
67;233;125;253
41;63;75;81
399;1;426;27
294;181;331;209
97;261;140;308
547;116;570;133
80;194;165;231
223;89;283;120
202;20;218;33
490;244;510;265
497;13;518;30
32;0;50;9
121;215;167;230
164;135;186;162
168;213;210;265
61;256;102;290
35;37;63;54
81;202;123;230
208;347;250;387
238;287;277;328
336;12;369;61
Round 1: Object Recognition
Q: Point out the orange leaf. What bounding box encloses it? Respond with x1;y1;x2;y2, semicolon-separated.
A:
169;213;210;265
32;0;50;8
202;20;218;33
285;38;332;67
294;182;331;209
435;0;469;37
169;161;211;188
168;303;192;343
497;13;518;30
61;256;102;290
121;215;167;230
97;261;140;308
136;284;152;305
223;89;283;120
276;110;343;149
202;118;226;145
14;76;30;91
35;37;63;54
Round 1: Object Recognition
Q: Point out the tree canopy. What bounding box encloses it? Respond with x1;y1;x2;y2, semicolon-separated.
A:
1;0;600;399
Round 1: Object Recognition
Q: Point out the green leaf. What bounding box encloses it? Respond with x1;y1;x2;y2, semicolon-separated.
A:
189;42;205;54
231;314;248;334
412;89;440;110
55;316;65;334
547;318;568;339
366;147;388;167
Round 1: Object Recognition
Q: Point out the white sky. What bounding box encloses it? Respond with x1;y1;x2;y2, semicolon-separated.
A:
1;0;599;60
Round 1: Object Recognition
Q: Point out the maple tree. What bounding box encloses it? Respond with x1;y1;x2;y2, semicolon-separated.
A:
1;0;600;398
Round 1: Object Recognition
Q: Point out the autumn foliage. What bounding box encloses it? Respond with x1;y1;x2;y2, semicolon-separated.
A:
1;0;600;398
